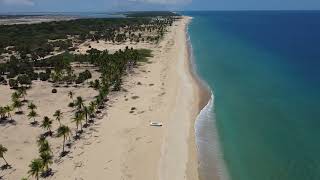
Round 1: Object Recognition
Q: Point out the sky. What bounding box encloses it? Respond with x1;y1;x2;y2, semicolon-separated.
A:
1;0;320;13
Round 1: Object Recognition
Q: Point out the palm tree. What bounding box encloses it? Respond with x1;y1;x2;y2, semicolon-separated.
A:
75;96;84;111
38;140;52;154
88;101;96;120
40;116;52;135
95;95;103;109
18;87;27;102
0;144;8;165
28;110;38;124
57;125;71;153
4;105;13;121
28;102;37;111
53;110;62;126
72;111;84;134
83;106;90;125
13;99;23;113
28;158;43;180
11;91;21;101
0;106;5;119
68;91;74;101
39;151;53;173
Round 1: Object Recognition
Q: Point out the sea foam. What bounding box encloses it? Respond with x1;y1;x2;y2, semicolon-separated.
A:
186;18;230;180
195;93;230;180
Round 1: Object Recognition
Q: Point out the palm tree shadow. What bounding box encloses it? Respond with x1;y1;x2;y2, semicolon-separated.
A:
60;151;70;157
0;119;17;126
0;164;12;170
30;121;39;126
42;131;53;137
41;168;54;178
15;111;23;115
21;99;28;103
83;123;90;128
66;142;72;148
88;119;94;124
73;133;82;141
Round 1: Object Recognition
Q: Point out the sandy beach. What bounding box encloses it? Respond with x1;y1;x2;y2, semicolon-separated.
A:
0;16;204;180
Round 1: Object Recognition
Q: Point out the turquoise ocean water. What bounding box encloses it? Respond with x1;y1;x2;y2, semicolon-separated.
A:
185;11;320;180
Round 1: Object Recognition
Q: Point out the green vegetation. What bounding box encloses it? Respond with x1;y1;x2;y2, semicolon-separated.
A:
28;158;43;180
57;125;71;154
53;110;62;126
40;116;53;135
0;144;9;166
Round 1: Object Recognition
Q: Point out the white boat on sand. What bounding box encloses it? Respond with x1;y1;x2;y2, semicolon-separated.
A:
149;122;163;127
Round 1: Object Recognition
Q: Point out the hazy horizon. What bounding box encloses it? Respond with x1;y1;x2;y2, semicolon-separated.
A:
1;0;320;13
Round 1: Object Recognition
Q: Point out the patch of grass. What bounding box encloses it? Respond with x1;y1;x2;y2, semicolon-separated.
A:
137;49;153;62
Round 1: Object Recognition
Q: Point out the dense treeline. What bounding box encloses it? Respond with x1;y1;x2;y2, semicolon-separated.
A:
0;14;176;85
0;17;175;59
0;47;152;87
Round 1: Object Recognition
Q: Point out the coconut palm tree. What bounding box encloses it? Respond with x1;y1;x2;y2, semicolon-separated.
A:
0;144;8;165
28;110;38;124
18;87;27;102
39;151;52;173
37;135;46;147
53;110;62;126
28;158;43;180
75;96;84;111
40;116;52;135
4;105;13;121
57;125;71;153
0;106;5;119
28;102;37;111
38;139;52;154
83;106;90;125
72;111;84;133
13;99;23;113
95;95;103;109
11;91;21;101
88;101;96;120
68;91;74;101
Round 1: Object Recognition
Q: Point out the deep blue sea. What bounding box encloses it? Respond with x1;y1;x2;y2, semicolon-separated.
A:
185;11;320;180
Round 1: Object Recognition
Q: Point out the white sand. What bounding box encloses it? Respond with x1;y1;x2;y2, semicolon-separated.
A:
0;16;202;180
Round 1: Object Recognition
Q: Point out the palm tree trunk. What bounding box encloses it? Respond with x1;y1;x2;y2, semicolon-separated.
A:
2;156;8;165
62;136;65;152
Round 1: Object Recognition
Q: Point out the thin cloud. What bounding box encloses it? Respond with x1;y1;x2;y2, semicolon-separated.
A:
1;0;35;6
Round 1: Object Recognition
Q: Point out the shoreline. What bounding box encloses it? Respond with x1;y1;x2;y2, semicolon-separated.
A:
184;17;211;180
185;17;222;180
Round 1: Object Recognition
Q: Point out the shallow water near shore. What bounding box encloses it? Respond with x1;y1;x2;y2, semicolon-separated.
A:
185;11;320;180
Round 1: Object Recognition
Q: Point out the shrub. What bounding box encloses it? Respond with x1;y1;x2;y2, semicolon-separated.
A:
17;74;32;86
76;70;92;84
9;79;18;89
68;102;75;108
52;89;57;93
39;72;50;81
